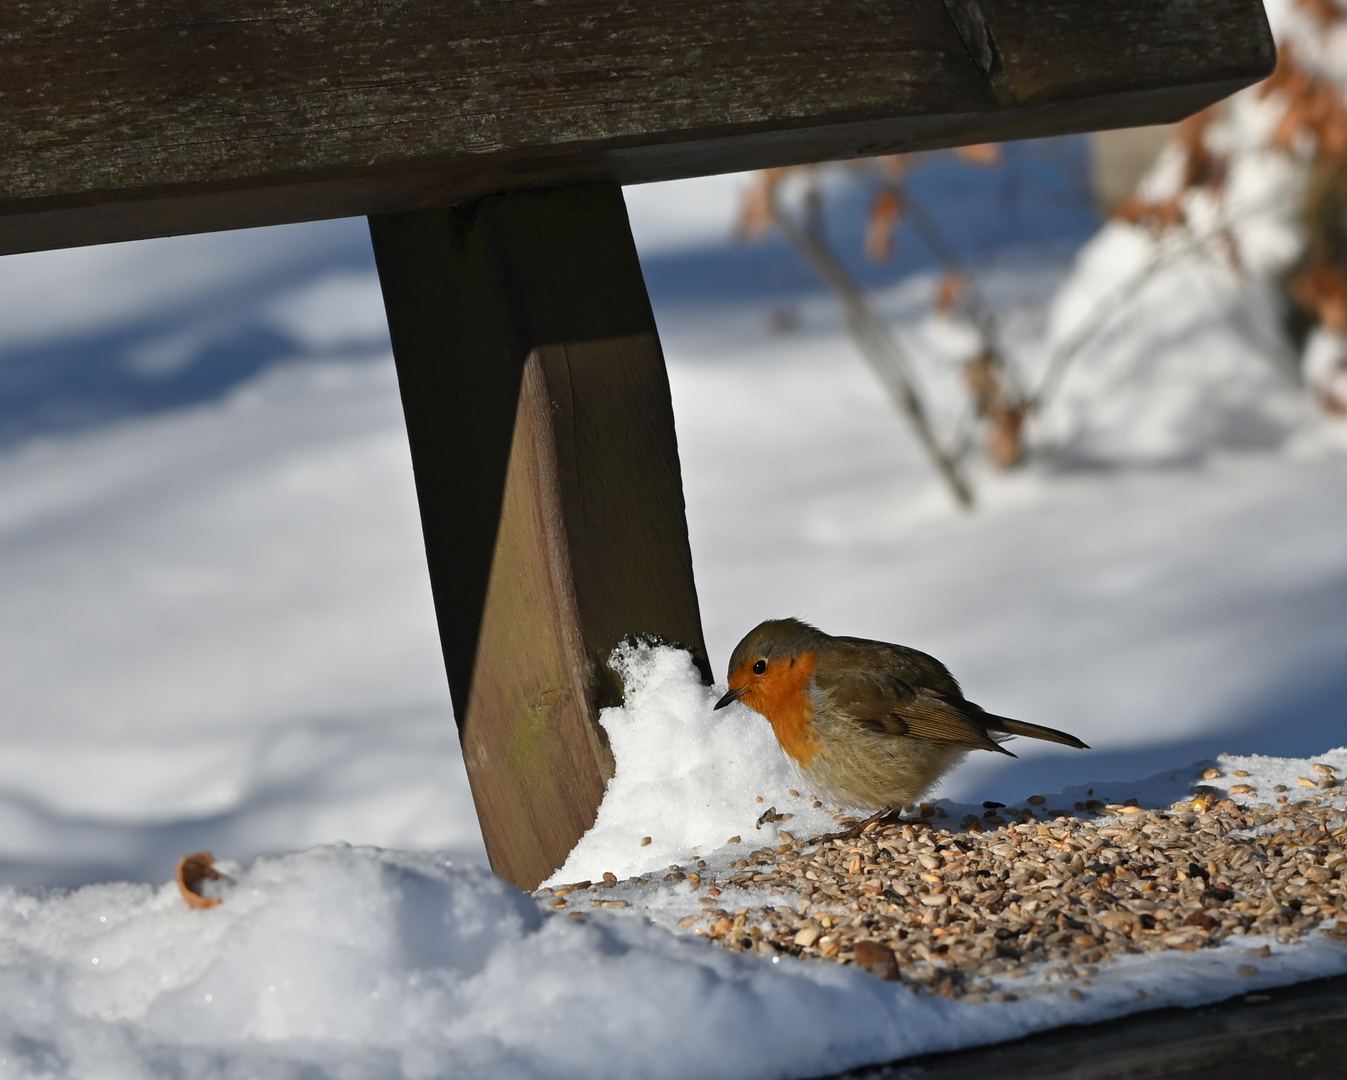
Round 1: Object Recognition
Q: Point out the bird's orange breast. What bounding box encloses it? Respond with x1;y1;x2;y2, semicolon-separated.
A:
740;652;819;767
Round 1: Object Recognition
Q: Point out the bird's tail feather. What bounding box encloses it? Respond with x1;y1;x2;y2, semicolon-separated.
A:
984;715;1089;749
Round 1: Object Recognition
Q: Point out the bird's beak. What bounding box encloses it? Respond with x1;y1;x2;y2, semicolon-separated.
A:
714;685;745;710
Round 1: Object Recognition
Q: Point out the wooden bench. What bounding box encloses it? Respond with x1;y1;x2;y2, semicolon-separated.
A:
842;970;1347;1079
3;0;1274;893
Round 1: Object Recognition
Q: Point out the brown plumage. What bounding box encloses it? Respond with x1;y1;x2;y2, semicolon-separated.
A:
714;618;1088;813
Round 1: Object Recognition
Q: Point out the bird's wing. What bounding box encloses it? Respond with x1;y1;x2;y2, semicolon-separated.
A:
824;670;1013;756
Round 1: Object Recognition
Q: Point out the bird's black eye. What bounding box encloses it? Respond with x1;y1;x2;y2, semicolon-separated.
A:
752;659;767;675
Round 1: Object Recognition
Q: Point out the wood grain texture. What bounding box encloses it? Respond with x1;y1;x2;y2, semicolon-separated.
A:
370;182;708;889
459;350;613;890
3;0;1273;253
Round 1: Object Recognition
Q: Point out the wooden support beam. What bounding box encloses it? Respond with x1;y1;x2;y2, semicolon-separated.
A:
369;181;708;890
2;0;1274;254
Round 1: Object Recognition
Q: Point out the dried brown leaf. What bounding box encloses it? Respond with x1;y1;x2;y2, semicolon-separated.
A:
1296;0;1345;27
934;273;966;313
1291;262;1347;331
176;851;233;910
864;188;903;262
737;168;795;241
954;143;1002;166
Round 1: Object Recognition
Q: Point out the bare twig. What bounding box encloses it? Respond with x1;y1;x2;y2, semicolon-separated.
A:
901;197;1014;383
1029;246;1179;409
899;194;1028;468
1029;189;1287;411
771;189;974;508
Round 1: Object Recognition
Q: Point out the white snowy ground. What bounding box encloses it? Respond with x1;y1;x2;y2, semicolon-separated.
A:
4;649;1347;1080
0;151;1345;1075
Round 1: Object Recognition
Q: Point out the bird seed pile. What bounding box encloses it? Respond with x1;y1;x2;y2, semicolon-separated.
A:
542;768;1347;1002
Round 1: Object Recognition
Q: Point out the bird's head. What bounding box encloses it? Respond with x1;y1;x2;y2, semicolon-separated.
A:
714;618;824;714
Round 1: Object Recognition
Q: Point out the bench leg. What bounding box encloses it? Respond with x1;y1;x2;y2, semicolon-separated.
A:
369;181;709;890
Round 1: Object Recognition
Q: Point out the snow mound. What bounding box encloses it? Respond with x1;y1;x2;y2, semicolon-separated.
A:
5;795;1347;1078
1032;0;1347;465
1038;221;1308;465
0;844;987;1080
546;643;838;885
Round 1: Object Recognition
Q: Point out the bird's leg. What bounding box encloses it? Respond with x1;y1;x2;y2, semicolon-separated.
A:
806;808;896;845
857;808;897;833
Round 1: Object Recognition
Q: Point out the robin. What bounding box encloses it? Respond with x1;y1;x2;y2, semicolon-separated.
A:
714;618;1087;817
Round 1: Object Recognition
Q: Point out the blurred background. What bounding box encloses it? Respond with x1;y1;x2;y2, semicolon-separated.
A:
0;0;1343;890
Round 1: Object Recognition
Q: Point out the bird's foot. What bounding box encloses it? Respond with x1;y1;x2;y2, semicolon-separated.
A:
805;808;902;845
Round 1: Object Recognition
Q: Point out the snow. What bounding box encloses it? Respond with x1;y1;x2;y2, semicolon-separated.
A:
543;645;838;887
1;15;1347;1068
3;705;1346;1078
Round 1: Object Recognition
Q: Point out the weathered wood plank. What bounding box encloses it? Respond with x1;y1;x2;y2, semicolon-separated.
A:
841;973;1347;1080
3;0;1273;254
369;181;708;890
